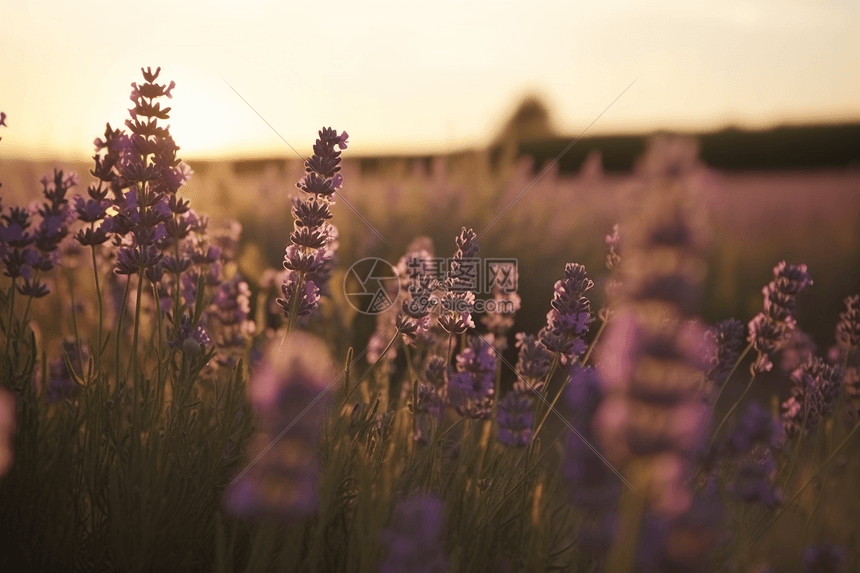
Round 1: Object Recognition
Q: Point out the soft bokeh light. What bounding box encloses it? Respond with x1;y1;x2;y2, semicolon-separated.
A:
1;0;858;159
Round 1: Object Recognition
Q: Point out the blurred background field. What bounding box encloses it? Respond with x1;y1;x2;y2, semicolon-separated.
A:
4;106;858;355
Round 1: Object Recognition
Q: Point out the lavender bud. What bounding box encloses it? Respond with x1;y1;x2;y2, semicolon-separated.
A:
496;392;533;447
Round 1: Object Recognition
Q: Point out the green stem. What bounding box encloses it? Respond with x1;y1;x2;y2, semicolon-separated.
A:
342;328;400;406
130;270;145;467
115;275;131;388
582;313;609;366
3;279;15;366
711;341;754;410
746;418;860;548
20;269;40;329
91;244;104;370
710;372;757;447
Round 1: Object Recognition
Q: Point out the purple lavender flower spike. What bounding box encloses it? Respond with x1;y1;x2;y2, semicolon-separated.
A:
781;357;841;438
45;339;89;403
836;294;860;350
225;332;335;519
496;392;533;447
593;143;717;572
748;262;813;374
278;128;345;323
705;318;745;386
379;493;449;573
538;262;594;365
512;333;552;394
447;335;495;419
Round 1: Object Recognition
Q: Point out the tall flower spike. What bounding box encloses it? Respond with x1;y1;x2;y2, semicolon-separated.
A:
277;128;346;325
447;335;495;419
513;332;552;394
594;136;716;568
496;392;533;447
781;357;841;438
706;318;745;387
748;261;813;374
538;262;594;365
438;227;478;334
225;332;335;519
836;294;860;350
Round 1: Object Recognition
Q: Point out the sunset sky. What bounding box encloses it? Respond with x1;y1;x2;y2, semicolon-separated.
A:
1;0;858;160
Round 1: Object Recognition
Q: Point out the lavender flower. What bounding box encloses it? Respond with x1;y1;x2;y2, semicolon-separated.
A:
778;329;817;374
438;228;478;334
594;150;714;529
781;357;841;438
836;294;860;350
207;273;256;367
379;494;448;573
277;128;346;325
447;335;495;419
723;402;783;508
748;262;813;373
605;223;621;270
538;263;593;365
45;339;89;404
512;332;552;394
225;332;335;519
0;389;14;478
1;170;77;295
496;392;533;447
705;318;745;386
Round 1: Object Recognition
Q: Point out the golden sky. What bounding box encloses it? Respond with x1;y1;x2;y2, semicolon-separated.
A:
1;0;858;160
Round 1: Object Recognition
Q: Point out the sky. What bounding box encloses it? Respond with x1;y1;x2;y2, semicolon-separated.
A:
1;0;858;160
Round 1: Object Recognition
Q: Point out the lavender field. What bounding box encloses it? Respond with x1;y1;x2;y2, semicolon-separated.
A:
1;68;860;573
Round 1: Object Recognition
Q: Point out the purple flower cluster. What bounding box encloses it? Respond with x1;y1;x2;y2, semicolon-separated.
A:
45;339;89;404
496;392;533;447
412;356;448;444
378;493;449;573
512;333;552;394
748;262;813;374
225;332;335;519
538;263;594;365
705;318;745;387
90;68;193;278
725;402;783;508
206;273;256;368
835;294;860;350
605;223;621;271
438;228;479;334
447;335;495;419
276;128;346;325
1;169;78;297
593;150;718;569
367;236;437;364
781;357;842;438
